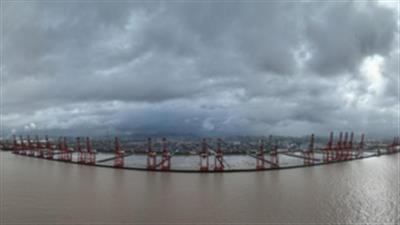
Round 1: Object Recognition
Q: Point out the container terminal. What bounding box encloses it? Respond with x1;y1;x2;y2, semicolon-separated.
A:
1;132;399;172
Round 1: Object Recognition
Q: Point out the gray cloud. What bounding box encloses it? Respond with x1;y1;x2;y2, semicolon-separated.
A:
304;1;397;75
2;1;399;138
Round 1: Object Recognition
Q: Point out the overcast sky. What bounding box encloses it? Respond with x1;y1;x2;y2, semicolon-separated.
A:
1;1;399;138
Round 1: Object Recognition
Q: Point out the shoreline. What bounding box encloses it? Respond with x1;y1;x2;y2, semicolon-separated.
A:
4;150;397;173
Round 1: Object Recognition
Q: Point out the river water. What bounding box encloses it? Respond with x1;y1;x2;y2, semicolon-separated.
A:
1;151;399;224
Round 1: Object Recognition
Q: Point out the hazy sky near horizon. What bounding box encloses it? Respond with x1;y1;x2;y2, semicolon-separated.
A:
1;1;399;137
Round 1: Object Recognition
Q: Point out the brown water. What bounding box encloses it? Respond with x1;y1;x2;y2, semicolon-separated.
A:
1;151;399;224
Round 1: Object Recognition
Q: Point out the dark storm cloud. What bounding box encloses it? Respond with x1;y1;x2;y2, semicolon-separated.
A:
304;1;397;75
2;1;399;137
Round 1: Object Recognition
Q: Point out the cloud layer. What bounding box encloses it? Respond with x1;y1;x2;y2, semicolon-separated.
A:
2;1;399;138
